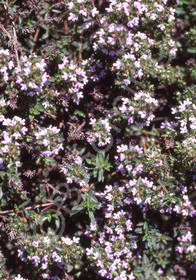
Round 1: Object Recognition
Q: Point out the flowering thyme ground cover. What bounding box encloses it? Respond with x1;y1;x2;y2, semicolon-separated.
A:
0;0;196;279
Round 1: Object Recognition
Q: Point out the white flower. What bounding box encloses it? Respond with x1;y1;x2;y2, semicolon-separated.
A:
67;2;74;9
42;101;50;108
43;236;50;244
113;60;122;70
61;237;73;245
92;7;99;17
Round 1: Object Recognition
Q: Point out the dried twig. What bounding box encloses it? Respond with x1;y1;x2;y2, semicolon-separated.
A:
0;202;54;215
0;23;20;68
157;180;169;194
12;24;20;67
67;120;86;142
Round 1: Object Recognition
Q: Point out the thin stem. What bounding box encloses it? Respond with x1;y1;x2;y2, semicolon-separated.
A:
12;24;20;68
0;202;54;215
0;23;20;68
157;180;169;194
0;23;12;40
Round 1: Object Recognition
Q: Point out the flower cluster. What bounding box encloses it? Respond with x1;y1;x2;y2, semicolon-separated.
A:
56;57;89;104
91;0;177;88
0;0;195;279
34;125;63;158
18;235;83;279
59;154;89;185
86;118;112;147
14;55;50;97
84;182;180;280
115;143;144;175
0;49;14;84
65;0;99;24
85;185;137;280
175;228;196;263
112;92;158;127
0;115;27;170
161;86;196;172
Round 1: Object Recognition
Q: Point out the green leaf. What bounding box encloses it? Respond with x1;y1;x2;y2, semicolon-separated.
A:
89;211;95;224
0;171;5;180
19;200;30;209
51;9;62;13
43;157;57;165
74;110;86;117
98;169;104;182
67;265;73;273
41;215;51;223
86;158;95;165
187;48;196;53
42;32;49;40
93;169;97;177
29;114;34;120
55;218;60;228
0;187;3;200
33;109;40;115
70;204;83;216
175;7;185;15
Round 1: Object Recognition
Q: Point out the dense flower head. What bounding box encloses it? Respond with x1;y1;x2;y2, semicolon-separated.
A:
91;0;177;90
33;125;64;158
86;118;112;147
112;92;158;129
0;115;27;170
17;235;82;279
0;49;14;84
56;56;89;104
13;55;50;97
